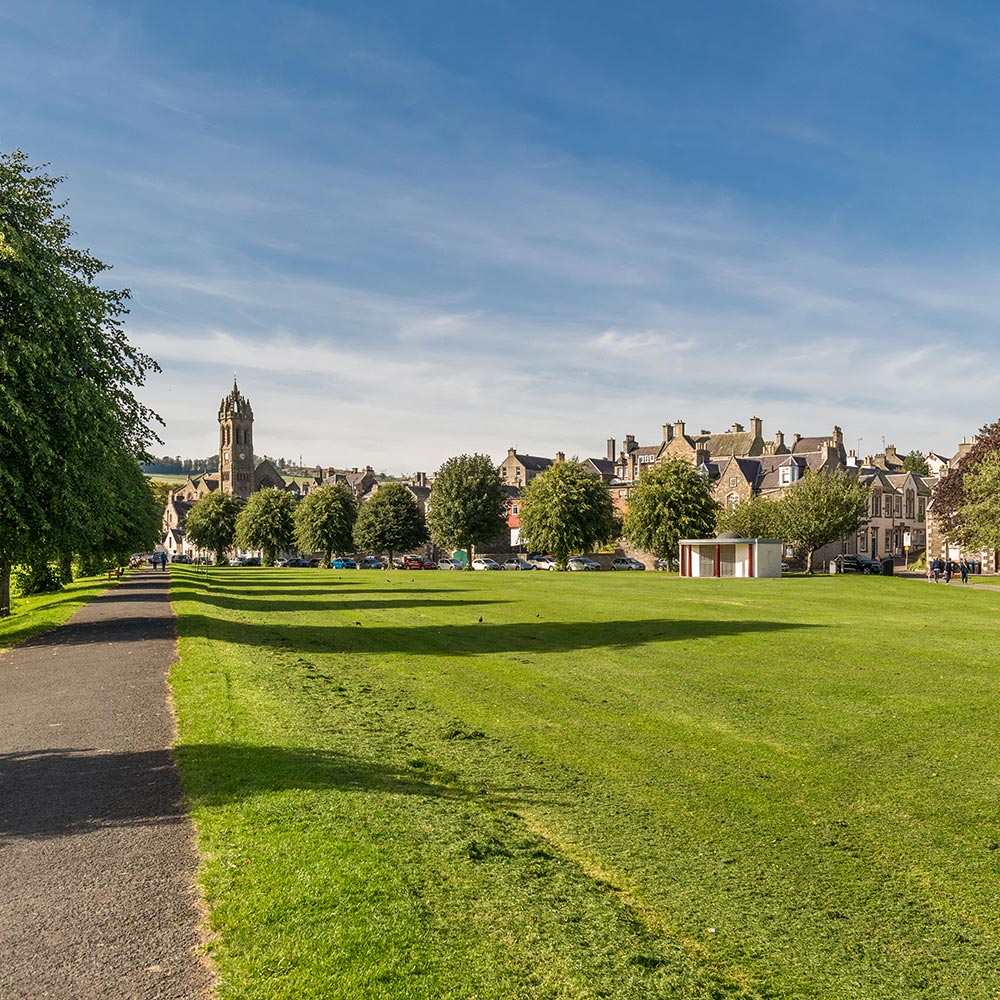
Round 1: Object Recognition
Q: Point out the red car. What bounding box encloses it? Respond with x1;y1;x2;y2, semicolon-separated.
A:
402;555;425;569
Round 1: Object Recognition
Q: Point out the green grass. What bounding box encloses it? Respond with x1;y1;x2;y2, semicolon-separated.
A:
0;573;116;649
168;568;1000;999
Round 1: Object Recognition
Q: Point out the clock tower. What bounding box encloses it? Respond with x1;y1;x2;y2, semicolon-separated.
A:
218;379;255;498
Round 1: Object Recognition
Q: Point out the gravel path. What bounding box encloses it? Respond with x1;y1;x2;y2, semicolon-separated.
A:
0;569;214;999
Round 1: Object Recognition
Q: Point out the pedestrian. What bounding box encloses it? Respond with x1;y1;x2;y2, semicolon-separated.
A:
944;559;952;584
160;551;168;571
926;562;934;583
932;557;942;583
961;559;970;584
149;554;157;571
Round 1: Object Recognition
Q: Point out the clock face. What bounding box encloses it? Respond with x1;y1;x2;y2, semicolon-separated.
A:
239;452;246;460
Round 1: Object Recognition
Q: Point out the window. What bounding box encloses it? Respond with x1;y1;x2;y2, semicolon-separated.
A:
885;529;891;552
884;496;892;517
511;504;519;515
872;491;881;516
858;530;868;550
727;493;740;509
894;496;902;517
501;466;507;477
918;497;926;519
905;490;915;519
729;477;738;487
780;467;791;485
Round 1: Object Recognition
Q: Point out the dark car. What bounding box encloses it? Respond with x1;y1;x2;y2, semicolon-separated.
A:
834;554;882;575
286;557;310;567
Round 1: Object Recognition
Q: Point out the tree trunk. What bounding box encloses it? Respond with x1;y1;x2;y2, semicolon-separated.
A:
465;541;473;570
805;548;814;574
387;549;394;569
0;563;10;618
58;554;73;583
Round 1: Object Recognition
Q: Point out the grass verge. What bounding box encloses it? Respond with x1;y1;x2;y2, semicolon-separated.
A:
0;574;116;650
169;567;1000;999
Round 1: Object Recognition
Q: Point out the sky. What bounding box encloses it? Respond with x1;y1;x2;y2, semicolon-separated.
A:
5;1;1000;473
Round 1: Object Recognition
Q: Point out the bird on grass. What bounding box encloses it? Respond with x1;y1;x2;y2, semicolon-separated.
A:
352;620;362;626
478;616;483;623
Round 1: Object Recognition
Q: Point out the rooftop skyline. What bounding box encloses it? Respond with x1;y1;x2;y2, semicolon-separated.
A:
6;2;1000;471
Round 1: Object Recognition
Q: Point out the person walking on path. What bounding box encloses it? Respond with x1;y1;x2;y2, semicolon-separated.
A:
932;557;942;582
160;549;168;571
944;559;953;584
0;567;213;1000
961;559;970;584
926;562;934;583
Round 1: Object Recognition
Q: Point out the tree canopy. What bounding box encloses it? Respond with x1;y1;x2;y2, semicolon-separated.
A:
353;483;427;566
901;450;930;475
294;483;357;566
931;419;1000;544
780;470;870;572
184;490;243;565
518;461;617;569
235;488;296;565
0;149;161;613
426;454;507;568
623;459;718;568
715;492;783;539
950;451;1000;552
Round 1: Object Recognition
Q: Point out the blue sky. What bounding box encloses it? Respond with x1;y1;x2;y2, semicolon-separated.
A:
5;1;1000;471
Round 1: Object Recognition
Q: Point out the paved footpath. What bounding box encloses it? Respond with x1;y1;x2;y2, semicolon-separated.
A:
0;569;214;999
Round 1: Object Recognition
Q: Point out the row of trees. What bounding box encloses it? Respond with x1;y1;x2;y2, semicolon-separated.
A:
1;151;162;615
185;481;430;566
185;451;870;573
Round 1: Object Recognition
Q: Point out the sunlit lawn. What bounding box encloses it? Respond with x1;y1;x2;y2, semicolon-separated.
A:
168;566;1000;999
0;573;117;650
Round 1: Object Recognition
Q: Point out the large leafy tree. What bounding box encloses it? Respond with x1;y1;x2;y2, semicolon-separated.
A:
294;483;357;566
623;459;718;569
235;488;296;566
184;490;243;565
715;493;784;539
353;483;427;568
931;419;1000;543
950;451;1000;551
518;460;617;570
426;454;506;569
901;450;930;475
0;149;160;614
780;470;870;573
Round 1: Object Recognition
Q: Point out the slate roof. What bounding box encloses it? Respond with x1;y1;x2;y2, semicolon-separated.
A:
790;437;829;454
516;453;554;472
697;431;757;457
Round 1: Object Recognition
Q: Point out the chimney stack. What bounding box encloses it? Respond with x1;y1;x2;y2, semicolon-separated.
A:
793;433;802;445
750;416;763;439
774;430;785;450
555;451;565;463
607;438;616;461
673;420;686;440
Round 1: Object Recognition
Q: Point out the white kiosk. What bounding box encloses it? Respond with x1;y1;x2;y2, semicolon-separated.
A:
678;537;783;579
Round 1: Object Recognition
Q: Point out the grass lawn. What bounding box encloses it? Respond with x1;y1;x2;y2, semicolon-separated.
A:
0;573;117;650
168;567;1000;999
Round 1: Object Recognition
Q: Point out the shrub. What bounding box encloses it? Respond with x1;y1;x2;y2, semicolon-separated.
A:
11;563;64;598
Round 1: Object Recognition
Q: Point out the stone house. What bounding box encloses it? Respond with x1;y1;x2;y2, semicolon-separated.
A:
499;448;559;487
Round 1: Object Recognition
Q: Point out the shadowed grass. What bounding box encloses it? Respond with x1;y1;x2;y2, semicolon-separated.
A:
0;574;117;650
169;567;1000;999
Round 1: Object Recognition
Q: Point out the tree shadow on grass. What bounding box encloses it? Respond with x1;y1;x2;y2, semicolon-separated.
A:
172;592;513;614
172;615;821;656
0;744;537;840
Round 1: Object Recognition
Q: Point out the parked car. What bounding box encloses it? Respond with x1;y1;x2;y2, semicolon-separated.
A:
502;558;534;570
402;555;425;569
611;556;645;571
833;554;882;575
437;557;464;570
330;557;357;569
170;554;191;563
358;556;383;570
382;556;404;569
286;557;310;567
244;557;261;566
471;557;501;571
275;557;290;567
567;556;601;571
528;554;558;570
654;557;671;571
420;558;439;570
230;556;247;566
307;557;323;567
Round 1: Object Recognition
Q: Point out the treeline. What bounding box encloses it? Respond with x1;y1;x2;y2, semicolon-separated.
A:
0;150;163;615
142;455;218;475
